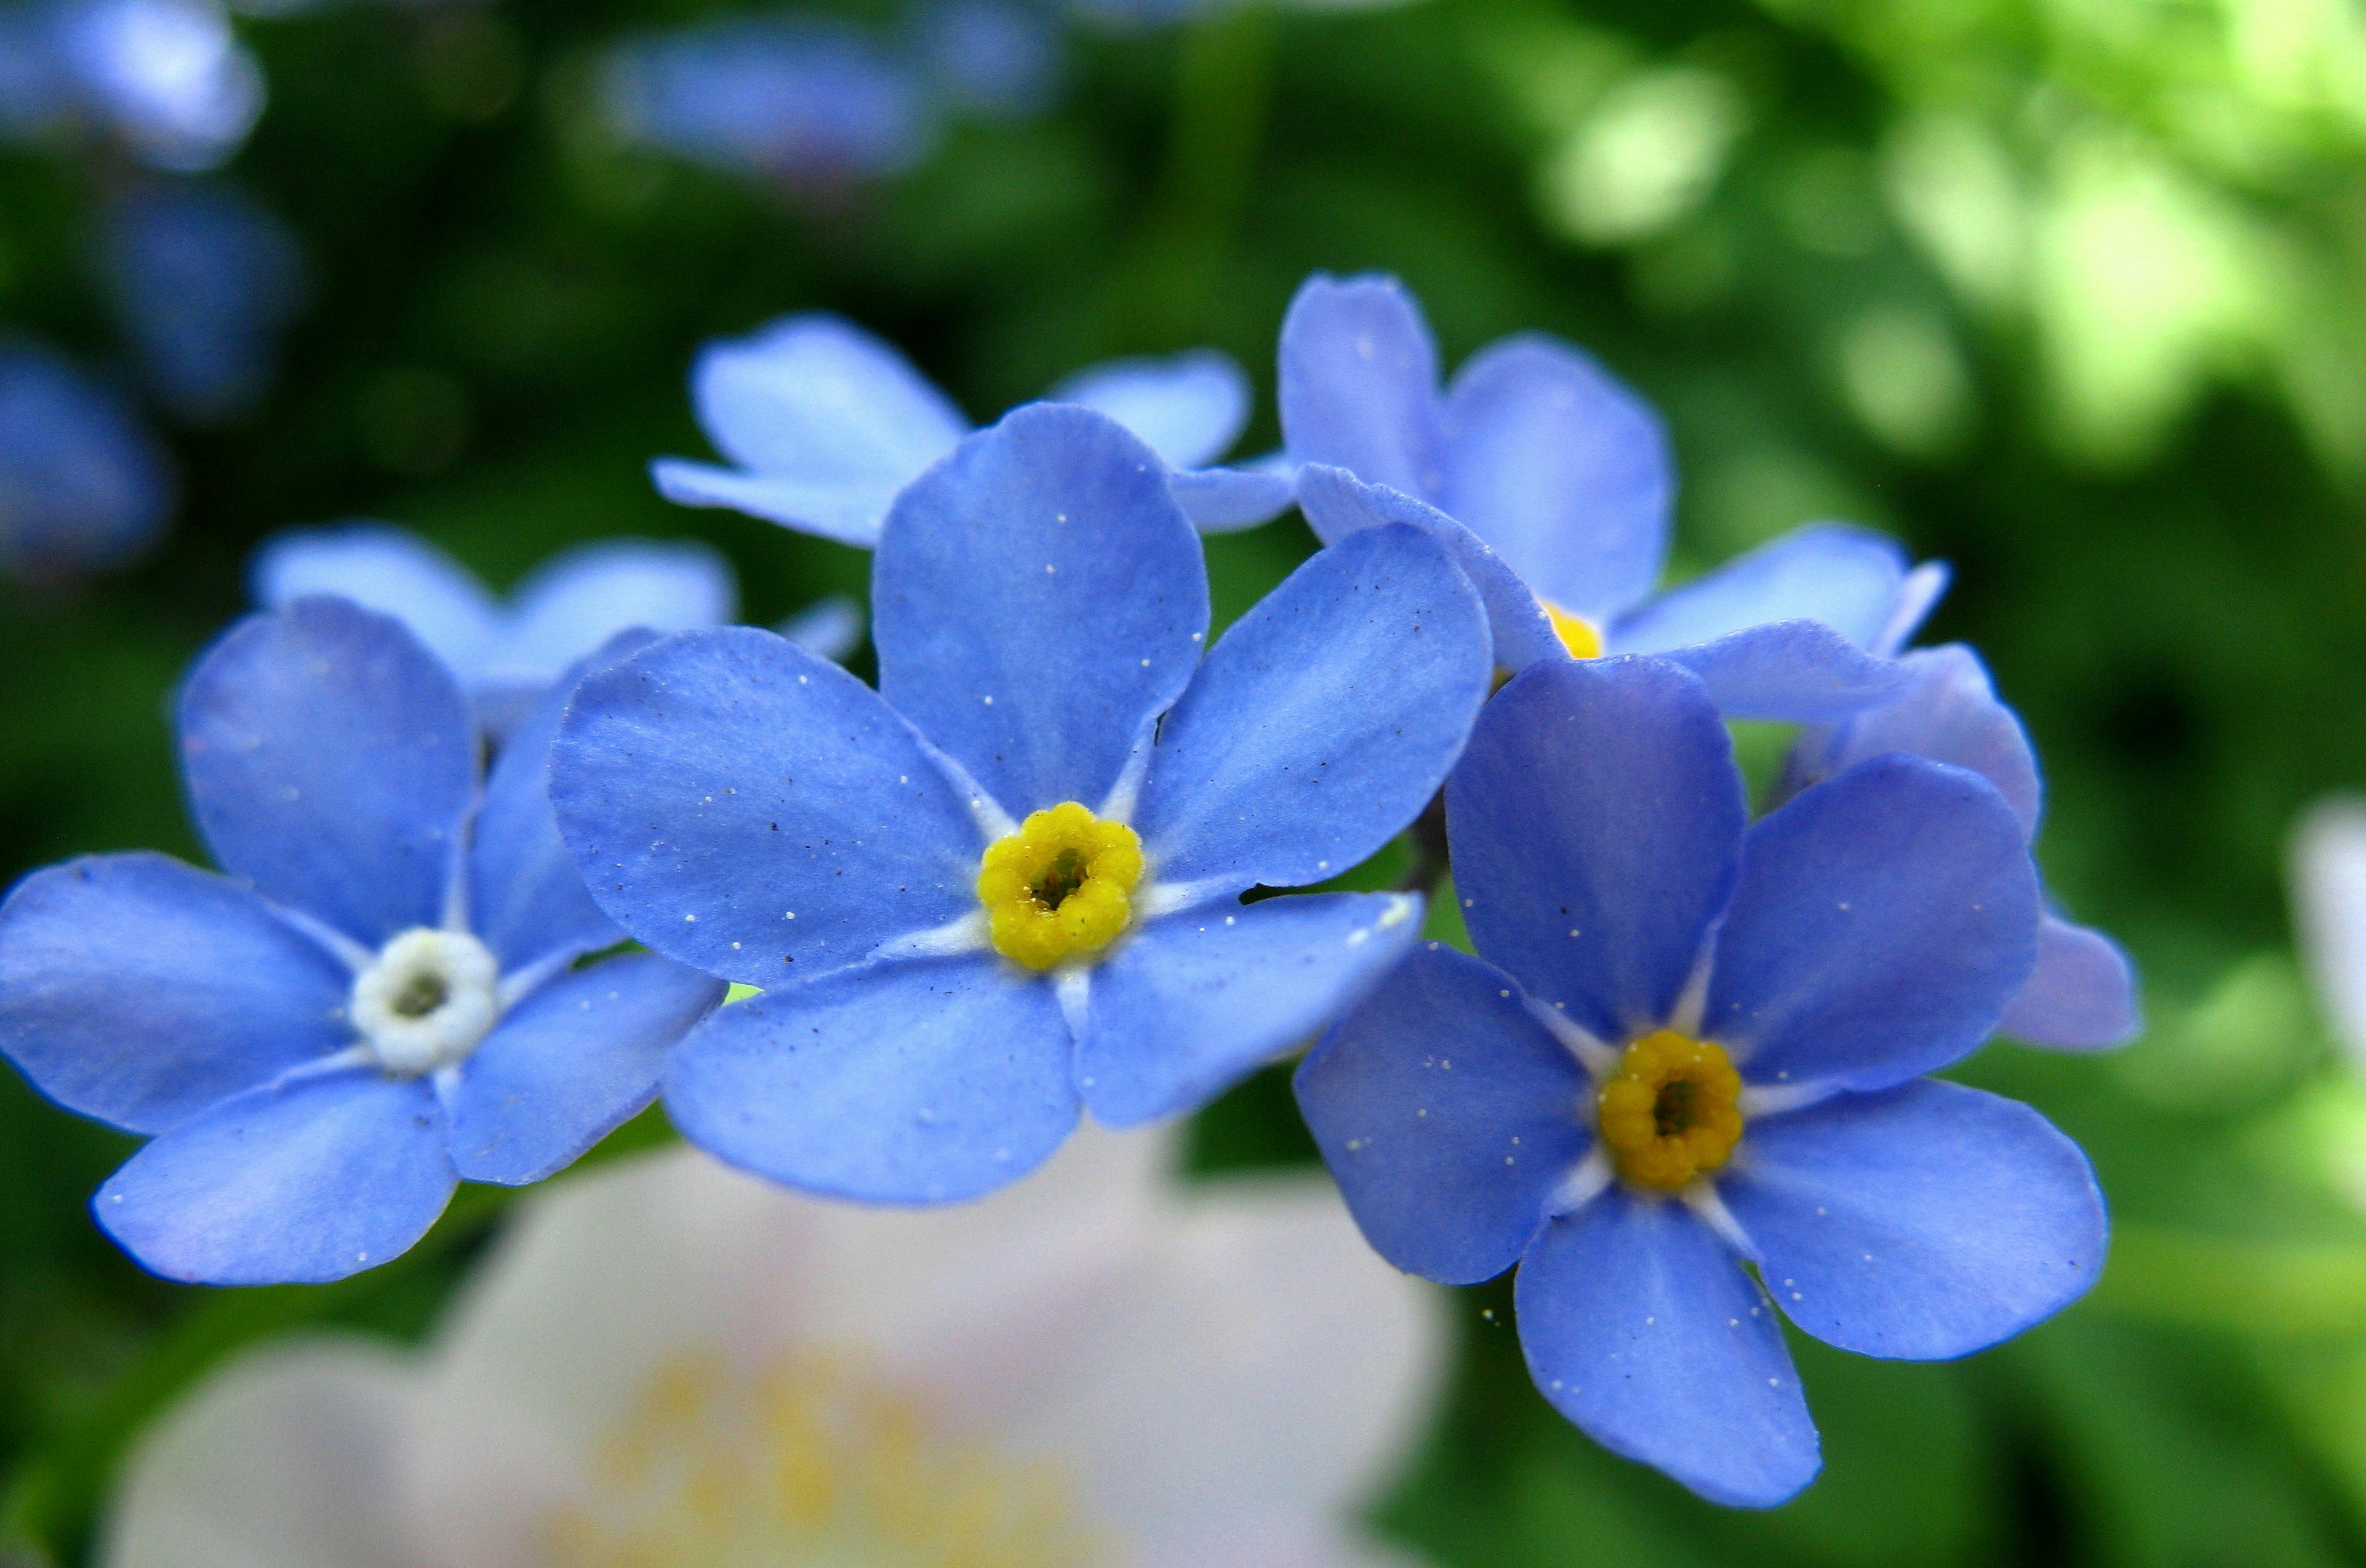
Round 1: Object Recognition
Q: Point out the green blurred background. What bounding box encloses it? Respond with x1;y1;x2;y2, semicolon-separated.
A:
11;0;2366;1561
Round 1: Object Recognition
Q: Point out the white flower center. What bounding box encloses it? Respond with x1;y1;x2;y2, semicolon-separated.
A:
350;928;501;1077
544;1350;1103;1568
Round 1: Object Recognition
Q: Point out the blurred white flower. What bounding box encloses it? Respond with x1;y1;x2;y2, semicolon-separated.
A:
102;1127;1446;1568
2294;798;2366;1069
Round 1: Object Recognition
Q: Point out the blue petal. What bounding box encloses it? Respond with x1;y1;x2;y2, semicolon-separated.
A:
1646;619;1915;724
1048;349;1249;471
779;594;866;662
468;635;652;977
447;952;724;1185
1293;465;1564;672
603;17;930;182
687;312;966;491
1166;465;1295;534
99;180;305;424
0;343;174;580
96;1068;457;1285
665;953;1077;1204
1721;1079;2106;1359
1295;943;1590;1285
1131;521;1490;894
1872;560;1951;656
1446;658;1744;1044
550;627;983;989
1437;333;1671;624
1614;525;1912;654
0;853;351;1134
494;538;737;692
650;459;903;548
179;598;476;948
250;523;501;685
1077;890;1425;1127
1706;754;2039;1094
1277;273;1443;501
1515;1189;1819;1508
1998;914;2141;1050
873;404;1208;816
1807;645;2039;835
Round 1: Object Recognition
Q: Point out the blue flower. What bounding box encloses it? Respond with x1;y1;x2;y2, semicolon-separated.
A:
553;404;1491;1204
0;0;263;172
1295;655;2105;1506
0;598;726;1285
1782;643;2140;1050
99;179;307;424
910;0;1065;119
1280;273;1946;720
602;15;932;186
252;523;739;734
652;313;1293;544
0;343;173;582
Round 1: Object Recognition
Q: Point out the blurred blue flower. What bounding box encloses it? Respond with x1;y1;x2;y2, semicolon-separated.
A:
554;405;1489;1204
0;0;263;170
910;0;1064;117
1282;273;1947;721
0;343;173;582
1295;655;2104;1507
602;15;932;186
99;180;307;424
252;523;738;733
654;313;1292;543
1782;643;2140;1050
0;598;726;1284
0;8;74;138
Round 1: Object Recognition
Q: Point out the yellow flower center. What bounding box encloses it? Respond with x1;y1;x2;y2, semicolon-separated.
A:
1541;600;1605;660
545;1351;1103;1568
1596;1030;1744;1191
976;802;1144;973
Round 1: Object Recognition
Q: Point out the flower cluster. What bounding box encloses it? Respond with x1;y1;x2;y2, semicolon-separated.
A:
0;268;2133;1507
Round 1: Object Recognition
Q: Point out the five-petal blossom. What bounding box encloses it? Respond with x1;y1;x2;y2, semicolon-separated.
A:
1295;655;2107;1506
1279;273;1946;719
0;598;726;1285
651;312;1293;542
552;403;1493;1204
253;523;742;733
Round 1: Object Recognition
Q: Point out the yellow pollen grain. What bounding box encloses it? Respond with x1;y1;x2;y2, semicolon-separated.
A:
976;801;1144;972
1541;600;1605;660
1597;1030;1744;1191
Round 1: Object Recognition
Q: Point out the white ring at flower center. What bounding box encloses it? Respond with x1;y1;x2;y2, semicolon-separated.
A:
351;928;501;1077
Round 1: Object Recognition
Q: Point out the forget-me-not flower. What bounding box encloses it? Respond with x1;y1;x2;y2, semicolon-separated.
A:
253;523;742;734
1295;655;2106;1506
1281;273;1945;719
652;313;1294;542
1782;643;2140;1050
554;404;1491;1204
0;598;726;1284
100;180;307;424
0;0;263;171
0;343;173;582
910;0;1064;119
602;15;932;186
